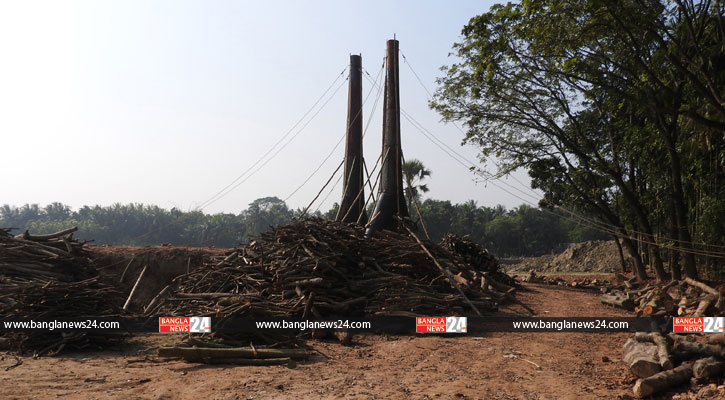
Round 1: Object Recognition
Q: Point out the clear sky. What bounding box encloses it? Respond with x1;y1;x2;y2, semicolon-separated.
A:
0;0;541;215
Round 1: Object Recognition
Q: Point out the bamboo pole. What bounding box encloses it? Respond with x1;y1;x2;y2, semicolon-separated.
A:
123;265;147;311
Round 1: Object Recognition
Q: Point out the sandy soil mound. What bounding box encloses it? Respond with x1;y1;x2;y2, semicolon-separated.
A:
505;240;630;273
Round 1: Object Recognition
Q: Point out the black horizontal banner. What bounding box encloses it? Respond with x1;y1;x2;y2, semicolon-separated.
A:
0;316;672;333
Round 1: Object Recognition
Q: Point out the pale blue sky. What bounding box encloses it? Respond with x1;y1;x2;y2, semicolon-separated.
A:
0;0;540;214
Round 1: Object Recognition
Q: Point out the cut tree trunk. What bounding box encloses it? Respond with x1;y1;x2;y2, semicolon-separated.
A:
716;292;725;312
15;227;78;241
633;363;693;398
694;295;716;317
623;338;661;378
601;292;635;311
634;333;673;369
667;286;683;301
685;278;719;295
693;357;725;381
706;333;725;346
673;338;725;359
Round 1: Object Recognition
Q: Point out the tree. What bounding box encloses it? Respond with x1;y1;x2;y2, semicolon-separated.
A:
324;203;340;220
419;199;455;241
242;197;294;239
0;199;649;256
402;159;432;213
432;0;725;280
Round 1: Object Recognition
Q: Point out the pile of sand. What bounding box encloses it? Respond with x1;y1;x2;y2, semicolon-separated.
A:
505;240;630;273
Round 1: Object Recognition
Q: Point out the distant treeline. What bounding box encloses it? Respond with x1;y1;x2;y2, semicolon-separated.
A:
0;199;607;257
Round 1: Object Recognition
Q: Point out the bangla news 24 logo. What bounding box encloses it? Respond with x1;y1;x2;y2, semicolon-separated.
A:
673;317;725;333
416;317;467;333
159;317;211;333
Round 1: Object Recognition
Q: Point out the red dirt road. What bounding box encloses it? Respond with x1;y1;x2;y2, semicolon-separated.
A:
1;282;645;400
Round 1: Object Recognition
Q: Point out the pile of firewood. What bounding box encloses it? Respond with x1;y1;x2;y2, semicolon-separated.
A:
600;278;724;317
148;219;519;346
623;332;725;398
0;228;124;355
441;233;517;287
522;270;612;291
0;227;94;282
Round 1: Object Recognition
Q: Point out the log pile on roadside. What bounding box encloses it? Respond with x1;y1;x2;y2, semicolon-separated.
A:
612;278;725;397
599;277;724;317
523;270;613;291
149;219;519;350
0;228;124;356
441;233;517;287
623;332;725;398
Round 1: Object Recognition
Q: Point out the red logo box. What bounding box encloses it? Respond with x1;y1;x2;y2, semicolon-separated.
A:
416;317;447;333
673;317;704;333
159;317;190;333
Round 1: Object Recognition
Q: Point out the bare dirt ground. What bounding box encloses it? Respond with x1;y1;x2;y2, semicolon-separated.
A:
2;281;649;400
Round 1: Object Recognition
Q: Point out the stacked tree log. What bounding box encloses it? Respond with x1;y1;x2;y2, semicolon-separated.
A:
624;332;725;398
611;278;725;397
0;227;124;355
441;233;517;287
150;219;517;347
523;270;612;291
600;278;724;317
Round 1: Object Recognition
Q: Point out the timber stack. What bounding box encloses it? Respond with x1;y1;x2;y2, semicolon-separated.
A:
623;332;725;398
149;218;518;347
0;227;123;356
611;278;725;397
599;277;724;317
523;270;614;291
441;233;517;287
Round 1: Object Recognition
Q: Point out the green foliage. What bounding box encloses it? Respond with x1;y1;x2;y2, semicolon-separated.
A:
0;198;295;247
1;199;606;256
324;202;340;220
402;158;432;213
432;0;725;276
419;200;606;257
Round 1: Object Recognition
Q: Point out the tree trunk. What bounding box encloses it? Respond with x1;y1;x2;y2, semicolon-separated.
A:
693;357;725;381
641;238;649;267
660;121;698;278
672;337;725;359
622;237;648;281
684;277;719;295
633;363;693;398
667;196;682;280
648;243;667;281
634;332;673;370
623;338;661;378
613;236;627;273
611;173;667;281
601;292;635;310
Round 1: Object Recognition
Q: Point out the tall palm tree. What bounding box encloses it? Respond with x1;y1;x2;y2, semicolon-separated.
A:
402;159;432;212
